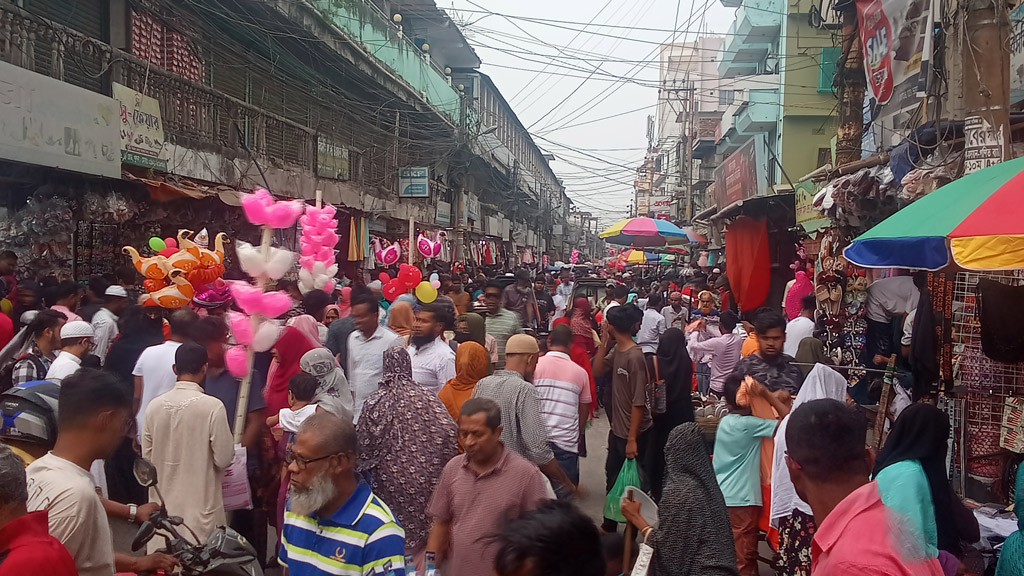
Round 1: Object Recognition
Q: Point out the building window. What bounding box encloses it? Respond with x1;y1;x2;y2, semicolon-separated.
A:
818;46;842;93
817;147;832;168
719;90;735;106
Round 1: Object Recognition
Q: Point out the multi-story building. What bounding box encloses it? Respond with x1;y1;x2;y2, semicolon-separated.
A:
0;0;600;275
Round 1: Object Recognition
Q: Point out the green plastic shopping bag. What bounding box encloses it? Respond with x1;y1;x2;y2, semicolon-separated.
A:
603;458;641;523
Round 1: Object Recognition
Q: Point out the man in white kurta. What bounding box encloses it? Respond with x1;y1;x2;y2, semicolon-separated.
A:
142;342;234;550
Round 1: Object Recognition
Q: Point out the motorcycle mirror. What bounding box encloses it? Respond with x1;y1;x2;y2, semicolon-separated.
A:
131;521;156;552
133;458;158;487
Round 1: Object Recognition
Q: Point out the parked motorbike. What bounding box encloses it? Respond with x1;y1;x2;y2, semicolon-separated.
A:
131;458;263;576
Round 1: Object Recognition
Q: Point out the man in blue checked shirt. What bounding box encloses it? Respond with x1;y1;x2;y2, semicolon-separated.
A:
279;412;406;576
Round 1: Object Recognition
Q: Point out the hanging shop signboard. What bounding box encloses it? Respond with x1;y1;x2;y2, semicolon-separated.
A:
398;167;429;197
436;200;452;227
112;82;168;171
713;138;767;211
856;0;931;142
316;135;349;180
467;194;481;220
795;180;829;232
0;61;120;178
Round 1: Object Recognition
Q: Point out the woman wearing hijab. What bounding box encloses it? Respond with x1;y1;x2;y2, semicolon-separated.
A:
794;337;830;379
872;404;979;562
387;301;414;343
650;328;695;501
336;286;352;318
621;422;739;576
264;326;318;415
299;348;353;421
357;347;458;556
454;312;498;366
995;463;1023;576
286;314;324;347
323;304;341;327
438;341;489;421
769;363;848;575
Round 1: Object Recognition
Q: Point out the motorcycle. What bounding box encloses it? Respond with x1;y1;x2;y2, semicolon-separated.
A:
130;458;263;576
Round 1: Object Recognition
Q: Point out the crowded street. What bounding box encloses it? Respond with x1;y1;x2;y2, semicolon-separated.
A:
2;1;1024;576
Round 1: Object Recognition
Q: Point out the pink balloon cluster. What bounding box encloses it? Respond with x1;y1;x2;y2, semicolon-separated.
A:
298;204;339;295
240;189;305;229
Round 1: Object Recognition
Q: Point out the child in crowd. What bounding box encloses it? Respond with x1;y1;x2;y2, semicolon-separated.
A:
713;373;790;576
267;373;320;441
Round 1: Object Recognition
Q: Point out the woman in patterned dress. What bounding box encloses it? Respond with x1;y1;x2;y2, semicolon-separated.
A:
356;346;459;556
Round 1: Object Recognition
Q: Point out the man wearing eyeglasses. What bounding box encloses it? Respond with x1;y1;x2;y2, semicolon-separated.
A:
280;411;406;576
44;320;96;384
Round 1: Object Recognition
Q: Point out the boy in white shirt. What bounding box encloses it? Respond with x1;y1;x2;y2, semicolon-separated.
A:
267;373;320;441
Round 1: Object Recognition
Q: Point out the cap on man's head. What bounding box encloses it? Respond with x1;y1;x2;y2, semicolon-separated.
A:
606;280;616;288
505;334;540;355
104;285;128;298
61;320;95;339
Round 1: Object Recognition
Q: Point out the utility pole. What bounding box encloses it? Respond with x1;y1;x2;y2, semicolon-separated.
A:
683;78;696;223
836;3;865;166
961;0;1011;174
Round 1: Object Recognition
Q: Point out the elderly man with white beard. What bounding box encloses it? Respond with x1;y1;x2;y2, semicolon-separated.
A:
278;412;407;576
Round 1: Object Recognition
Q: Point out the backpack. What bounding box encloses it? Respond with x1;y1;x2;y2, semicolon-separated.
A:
0;353;46;394
0;380;60;448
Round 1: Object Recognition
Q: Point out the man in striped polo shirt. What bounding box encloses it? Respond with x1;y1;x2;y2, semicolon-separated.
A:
279;412;406;576
532;324;592;500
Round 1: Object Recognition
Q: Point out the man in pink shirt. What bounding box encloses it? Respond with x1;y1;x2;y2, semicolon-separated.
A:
786;399;943;576
533;324;592;500
47;280;83;323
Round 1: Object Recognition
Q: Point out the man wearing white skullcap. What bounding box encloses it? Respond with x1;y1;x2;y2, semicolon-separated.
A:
45;321;95;384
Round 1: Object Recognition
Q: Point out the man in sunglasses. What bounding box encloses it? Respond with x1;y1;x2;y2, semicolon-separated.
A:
280;411;406;576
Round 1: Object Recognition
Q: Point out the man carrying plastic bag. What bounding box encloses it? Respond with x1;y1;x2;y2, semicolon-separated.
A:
595;304;654;532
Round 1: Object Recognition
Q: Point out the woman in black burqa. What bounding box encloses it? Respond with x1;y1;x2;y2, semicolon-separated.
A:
872;403;979;557
622;422;738;576
650;327;695;500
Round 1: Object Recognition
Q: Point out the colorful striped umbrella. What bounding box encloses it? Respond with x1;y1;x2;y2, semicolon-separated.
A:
600;217;690;247
844;156;1024;270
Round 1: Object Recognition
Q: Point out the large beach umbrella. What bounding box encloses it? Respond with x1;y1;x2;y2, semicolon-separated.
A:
600;217;691;247
844;156;1024;271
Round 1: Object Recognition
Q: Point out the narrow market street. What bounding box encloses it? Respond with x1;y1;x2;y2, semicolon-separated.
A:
2;1;1024;576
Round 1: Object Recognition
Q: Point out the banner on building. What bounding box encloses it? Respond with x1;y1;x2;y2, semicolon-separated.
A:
466;194;481;220
857;0;931;143
1009;2;1024;104
0;61;121;178
316;136;349;180
113;83;168;171
398;167;429;197
713;138;768;211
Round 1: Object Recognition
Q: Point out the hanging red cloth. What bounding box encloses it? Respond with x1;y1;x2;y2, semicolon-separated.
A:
725;216;771;313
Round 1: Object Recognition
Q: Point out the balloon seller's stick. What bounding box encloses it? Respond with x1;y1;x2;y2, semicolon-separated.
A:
232;225;272;442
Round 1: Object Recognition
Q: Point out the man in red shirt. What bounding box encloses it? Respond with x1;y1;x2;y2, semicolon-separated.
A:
786;399;943;575
0;444;77;576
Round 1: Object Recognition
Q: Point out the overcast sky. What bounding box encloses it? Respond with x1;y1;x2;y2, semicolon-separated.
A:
443;0;735;228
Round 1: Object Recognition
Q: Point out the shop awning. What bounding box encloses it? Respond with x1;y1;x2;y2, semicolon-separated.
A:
123;171;240;203
711;192;795;223
693;204;718;223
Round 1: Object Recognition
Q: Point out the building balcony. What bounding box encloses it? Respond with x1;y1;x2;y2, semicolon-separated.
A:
693;164;716;190
308;0;464;124
718;0;783;78
734;88;780;135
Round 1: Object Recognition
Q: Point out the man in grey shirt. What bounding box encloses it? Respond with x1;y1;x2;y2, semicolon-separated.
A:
473;334;577;497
